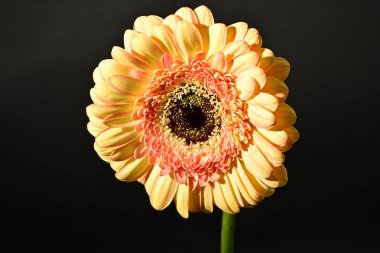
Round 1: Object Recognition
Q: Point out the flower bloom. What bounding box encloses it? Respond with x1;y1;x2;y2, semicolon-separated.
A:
86;5;299;218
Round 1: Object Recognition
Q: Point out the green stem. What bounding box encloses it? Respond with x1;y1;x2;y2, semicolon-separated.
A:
221;212;236;253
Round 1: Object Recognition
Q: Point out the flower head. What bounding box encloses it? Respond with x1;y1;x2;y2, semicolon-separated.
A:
86;5;299;218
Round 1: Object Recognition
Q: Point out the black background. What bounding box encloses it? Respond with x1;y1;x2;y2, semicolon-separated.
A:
1;0;379;251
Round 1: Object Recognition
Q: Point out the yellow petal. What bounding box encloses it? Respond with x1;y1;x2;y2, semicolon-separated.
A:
285;126;300;144
188;187;201;213
241;144;273;179
150;174;178;210
239;159;274;197
207;23;227;59
244;28;260;46
99;61;130;81
145;16;161;36
175;184;190;218
229;52;260;75
90;86;106;105
151;24;180;59
162;14;182;33
90;104;136;119
94;83;138;104
200;183;213;213
256;128;288;148
253;131;284;167
219;177;242;212
266;57;290;81
236;160;264;202
261;165;288;188
210;51;227;73
124;29;138;51
247;92;279;112
261;77;289;103
109;75;146;96
274;103;297;129
144;164;161;196
103;112;140;128
96;127;140;148
194;6;213;54
130;33;163;68
87;122;105;137
226;22;248;43
236;67;266;89
258;48;275;70
236;76;259;101
212;182;234;214
109;136;141;161
248;103;276;129
226;173;244;207
174;20;203;61
194;5;214;27
111;46;151;73
230;166;256;205
222;40;250;62
133;16;146;33
115;156;151;182
175;7;199;26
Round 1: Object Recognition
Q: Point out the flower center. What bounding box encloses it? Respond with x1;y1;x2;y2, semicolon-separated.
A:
162;83;221;144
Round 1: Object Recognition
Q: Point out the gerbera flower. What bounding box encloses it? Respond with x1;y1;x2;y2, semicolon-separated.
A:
86;5;299;218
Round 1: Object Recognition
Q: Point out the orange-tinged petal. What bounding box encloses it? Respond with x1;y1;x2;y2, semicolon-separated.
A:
174;20;203;61
130;33;163;68
285;126;300;144
150;174;178;210
175;184;190;218
175;7;199;27
266;57;290;81
261;77;289;102
248;103;276;129
226;22;248;43
210;51;227;73
207;23;227;59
